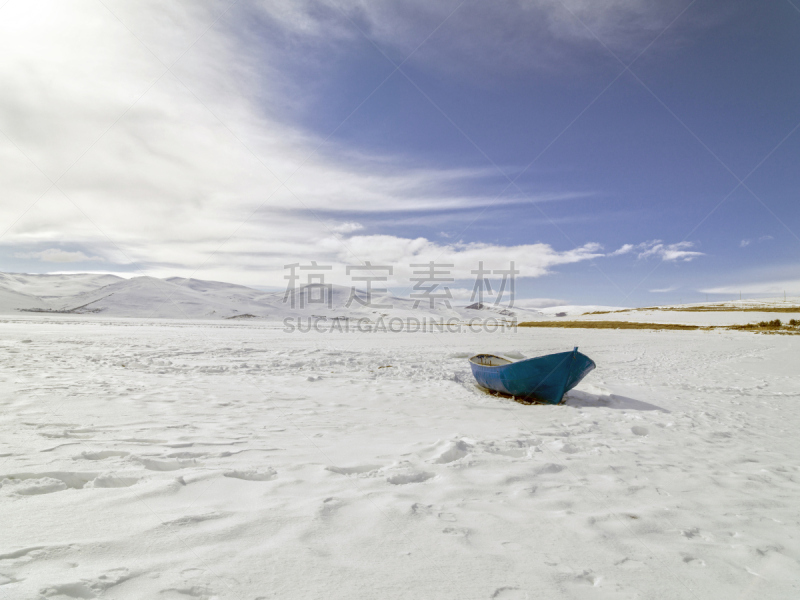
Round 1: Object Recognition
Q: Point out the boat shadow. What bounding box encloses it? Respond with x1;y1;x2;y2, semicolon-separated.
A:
564;390;670;412
473;386;669;412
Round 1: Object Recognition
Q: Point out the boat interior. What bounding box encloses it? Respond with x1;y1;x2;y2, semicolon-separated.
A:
469;354;512;367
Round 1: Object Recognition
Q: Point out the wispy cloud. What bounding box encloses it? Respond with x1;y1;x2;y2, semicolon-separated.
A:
649;285;679;293
256;0;704;74
637;240;703;262
740;235;774;248
609;243;635;256
608;240;703;262
14;249;104;263
330;222;364;234
700;279;800;295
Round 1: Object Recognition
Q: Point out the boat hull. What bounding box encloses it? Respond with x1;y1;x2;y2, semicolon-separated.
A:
470;348;595;404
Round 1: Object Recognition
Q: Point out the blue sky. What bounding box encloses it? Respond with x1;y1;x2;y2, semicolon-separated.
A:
256;0;800;304
1;0;799;306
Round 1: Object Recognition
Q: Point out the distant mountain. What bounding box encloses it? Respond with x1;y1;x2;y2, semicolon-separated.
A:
0;272;554;322
0;272;123;297
0;272;548;321
0;285;46;313
463;302;518;317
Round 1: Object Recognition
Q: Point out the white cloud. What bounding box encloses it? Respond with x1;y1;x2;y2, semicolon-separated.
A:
700;280;800;296
649;285;678;293
14;248;104;263
637;240;703;262
609;243;635;256
330;222;364;234
321;235;604;284
608;240;704;262
741;235;774;248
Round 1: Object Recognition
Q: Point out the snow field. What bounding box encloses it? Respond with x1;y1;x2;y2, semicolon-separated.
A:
0;318;799;599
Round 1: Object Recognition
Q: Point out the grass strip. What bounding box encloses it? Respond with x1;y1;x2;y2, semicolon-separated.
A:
518;319;800;333
637;306;800;313
518;321;701;330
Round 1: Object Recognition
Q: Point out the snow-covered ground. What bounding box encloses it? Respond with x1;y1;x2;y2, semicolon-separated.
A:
1;315;798;599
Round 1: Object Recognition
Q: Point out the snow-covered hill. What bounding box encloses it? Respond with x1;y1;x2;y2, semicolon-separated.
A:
0;272;545;322
0;272;123;297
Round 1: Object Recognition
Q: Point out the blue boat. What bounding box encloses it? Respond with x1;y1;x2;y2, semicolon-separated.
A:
469;347;595;404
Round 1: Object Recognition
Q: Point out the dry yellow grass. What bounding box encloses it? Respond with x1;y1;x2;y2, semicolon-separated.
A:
517;319;800;334
518;320;701;330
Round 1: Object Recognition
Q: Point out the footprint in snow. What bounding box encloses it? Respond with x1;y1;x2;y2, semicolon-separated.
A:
38;567;131;598
86;475;139;488
2;472;98;495
410;503;434;516
224;468;276;481
682;554;706;567
158;584;215;598
492;587;528;599
326;464;382;476
387;471;435;485
442;526;470;538
162;512;226;527
166;451;207;459
79;450;129;460
10;477;70;496
318;496;344;518
537;463;565;475
40;581;99;598
681;527;701;539
571;570;602;586
432;440;472;464
136;458;200;471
